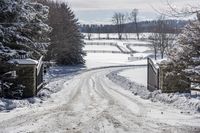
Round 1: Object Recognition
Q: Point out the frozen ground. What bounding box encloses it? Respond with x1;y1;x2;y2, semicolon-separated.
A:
0;67;200;133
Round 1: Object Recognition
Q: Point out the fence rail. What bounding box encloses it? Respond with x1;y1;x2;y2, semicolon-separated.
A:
85;42;131;54
147;58;159;92
84;50;122;54
124;43;152;47
85;42;117;46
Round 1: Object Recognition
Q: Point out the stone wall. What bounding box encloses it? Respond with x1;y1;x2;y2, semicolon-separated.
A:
15;65;37;98
159;62;191;93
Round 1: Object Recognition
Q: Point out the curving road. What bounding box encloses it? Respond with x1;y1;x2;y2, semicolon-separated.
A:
0;67;200;133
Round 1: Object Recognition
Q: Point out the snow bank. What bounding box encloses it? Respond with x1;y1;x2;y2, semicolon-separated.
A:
118;67;147;87
107;68;200;113
41;65;85;98
0;97;42;112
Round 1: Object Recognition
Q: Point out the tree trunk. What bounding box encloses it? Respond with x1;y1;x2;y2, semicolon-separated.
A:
154;48;157;60
135;23;139;40
161;50;164;59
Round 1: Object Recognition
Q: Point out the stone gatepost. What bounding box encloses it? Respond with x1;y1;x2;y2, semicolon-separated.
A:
159;61;191;93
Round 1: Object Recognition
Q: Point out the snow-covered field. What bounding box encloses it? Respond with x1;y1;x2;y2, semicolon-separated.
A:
118;67;147;87
84;39;152;53
85;53;147;68
0;39;200;133
83;44;120;52
129;46;151;53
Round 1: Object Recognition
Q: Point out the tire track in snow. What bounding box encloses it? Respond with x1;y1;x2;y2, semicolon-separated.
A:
0;67;200;133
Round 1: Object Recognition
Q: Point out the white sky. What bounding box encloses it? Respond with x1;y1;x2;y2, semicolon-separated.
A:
57;0;199;24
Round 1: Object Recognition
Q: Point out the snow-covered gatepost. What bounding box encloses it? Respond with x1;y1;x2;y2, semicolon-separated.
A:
8;56;44;98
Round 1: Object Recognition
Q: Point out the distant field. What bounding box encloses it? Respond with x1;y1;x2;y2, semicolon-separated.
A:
129;46;151;53
83;39;154;68
82;33;152;40
84;39;153;54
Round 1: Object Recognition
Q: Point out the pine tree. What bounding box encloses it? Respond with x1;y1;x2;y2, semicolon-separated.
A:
0;0;51;61
41;0;85;65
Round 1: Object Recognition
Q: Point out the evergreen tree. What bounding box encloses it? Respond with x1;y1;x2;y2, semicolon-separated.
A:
41;0;85;65
0;0;51;62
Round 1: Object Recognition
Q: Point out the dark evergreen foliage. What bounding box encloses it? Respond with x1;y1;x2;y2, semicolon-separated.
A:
40;0;85;65
0;0;51;61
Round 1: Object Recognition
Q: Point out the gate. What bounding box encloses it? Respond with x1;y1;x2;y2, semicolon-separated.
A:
36;56;44;92
147;58;159;92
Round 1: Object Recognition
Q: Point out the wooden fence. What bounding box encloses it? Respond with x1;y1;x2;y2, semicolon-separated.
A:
85;42;130;54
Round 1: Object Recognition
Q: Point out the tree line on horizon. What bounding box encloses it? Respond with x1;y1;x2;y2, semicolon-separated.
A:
80;19;187;35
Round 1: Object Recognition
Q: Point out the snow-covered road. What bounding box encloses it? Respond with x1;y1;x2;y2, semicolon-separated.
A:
0;67;200;133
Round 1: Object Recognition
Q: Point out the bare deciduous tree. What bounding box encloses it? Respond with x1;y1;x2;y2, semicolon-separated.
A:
97;26;101;40
129;9;139;40
157;15;168;59
112;12;126;40
149;15;176;59
149;33;159;60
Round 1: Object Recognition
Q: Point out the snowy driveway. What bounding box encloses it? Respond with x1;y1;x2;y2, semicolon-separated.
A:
0;67;200;133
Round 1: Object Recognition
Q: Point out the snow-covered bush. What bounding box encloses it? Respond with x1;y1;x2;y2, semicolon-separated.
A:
159;61;191;93
169;15;200;89
1;82;24;99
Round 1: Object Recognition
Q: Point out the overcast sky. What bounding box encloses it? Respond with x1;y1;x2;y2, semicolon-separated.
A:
58;0;199;24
